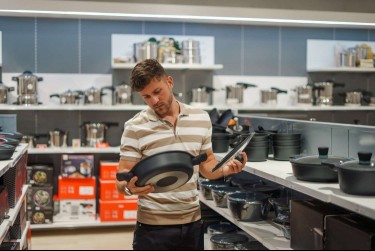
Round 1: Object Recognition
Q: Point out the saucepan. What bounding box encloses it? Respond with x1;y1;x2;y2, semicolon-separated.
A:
116;151;208;193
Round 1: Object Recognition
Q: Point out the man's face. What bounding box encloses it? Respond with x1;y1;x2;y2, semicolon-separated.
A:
139;76;174;117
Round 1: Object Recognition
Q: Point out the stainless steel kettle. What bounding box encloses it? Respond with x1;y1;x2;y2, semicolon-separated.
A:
50;90;83;105
226;82;257;104
84;86;113;105
0;81;15;104
12;71;43;105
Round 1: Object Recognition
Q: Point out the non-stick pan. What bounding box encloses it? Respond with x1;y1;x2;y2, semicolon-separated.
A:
116;151;208;193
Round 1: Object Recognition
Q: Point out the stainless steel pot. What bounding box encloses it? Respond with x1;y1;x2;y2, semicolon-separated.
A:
182;39;201;64
226;83;257;105
295;86;313;105
190;86;216;105
261;87;288;105
0;81;15;104
48;130;68;148
133;41;158;62
114;83;132;105
84;86;113;105
345;91;362;106
312;81;345;106
50;90;83;105
82;122;118;147
12;71;43;105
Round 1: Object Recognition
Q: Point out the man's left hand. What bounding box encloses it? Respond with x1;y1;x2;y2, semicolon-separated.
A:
222;151;248;177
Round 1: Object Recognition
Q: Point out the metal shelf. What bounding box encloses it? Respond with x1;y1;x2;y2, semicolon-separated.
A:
30;220;135;230
28;147;120;155
307;67;375;73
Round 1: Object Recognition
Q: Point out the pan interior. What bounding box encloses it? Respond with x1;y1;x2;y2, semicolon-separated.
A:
144;171;190;193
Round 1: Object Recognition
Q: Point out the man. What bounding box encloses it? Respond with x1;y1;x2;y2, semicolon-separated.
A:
116;59;247;250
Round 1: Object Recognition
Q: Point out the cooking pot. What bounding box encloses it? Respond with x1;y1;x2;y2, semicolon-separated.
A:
207;222;237;236
21;135;37;149
190;86;216;105
0;144;16;160
50;90;83;105
261;87;288;105
290;147;351;182
48;130;68;148
116;151;208;193
324;152;375;196
0;81;15;104
227;192;271;222
81;122;118;147
312;80;345;106
200;180;229;200
295;85;313;105
114;83;132;105
84;86;113;105
226;82;257;105
12;71;43;105
210;233;249;250
211;186;242;208
134;41;158;62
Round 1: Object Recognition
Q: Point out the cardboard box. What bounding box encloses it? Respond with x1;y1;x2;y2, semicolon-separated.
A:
99;180;138;201
100;161;119;181
27;209;54;224
61;154;94;178
27;165;54;186
99;200;137;222
54;199;96;223
27;186;54;211
58;177;96;200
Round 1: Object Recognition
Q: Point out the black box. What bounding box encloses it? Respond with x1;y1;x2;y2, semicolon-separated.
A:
27;209;53;224
326;215;375;250
27;165;54;186
290;200;349;250
27;186;54;211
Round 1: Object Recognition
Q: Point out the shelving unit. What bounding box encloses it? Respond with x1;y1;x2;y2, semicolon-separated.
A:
112;63;223;70
19;221;30;250
30;220;135;230
200;195;291;250
308;67;375;73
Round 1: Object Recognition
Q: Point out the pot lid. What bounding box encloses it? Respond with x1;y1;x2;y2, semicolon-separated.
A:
207;223;237;234
290;147;349;165
228;192;269;202
210;233;248;245
337;152;375;170
211;186;242;193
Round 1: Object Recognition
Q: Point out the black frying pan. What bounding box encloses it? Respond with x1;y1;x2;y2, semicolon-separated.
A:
116;151;208;193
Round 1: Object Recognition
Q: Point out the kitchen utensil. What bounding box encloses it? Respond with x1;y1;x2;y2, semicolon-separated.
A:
182;39;201;64
344;91;362;106
211;186;242;208
212;133;232;153
0;132;23;141
226;83;257;105
212;133;255;173
210;233;249;250
295;85;313;105
216;109;234;127
0;144;16;160
273;146;301;161
200;180;230;200
48;129;68;148
50;90;83;105
323;152;375;195
81;122;118;147
290;147;351;182
207;222;237;236
312;80;345;106
12;71;43;106
84;86;113;105
114;82;132;104
134;41;158;62
261;87;288;105
0;81;15;104
227;192;271;222
0;137;19;147
190;86;216;105
116;151;208;193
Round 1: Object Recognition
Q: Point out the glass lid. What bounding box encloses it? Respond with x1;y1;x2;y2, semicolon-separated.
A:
291;147;350;165
340;152;375;169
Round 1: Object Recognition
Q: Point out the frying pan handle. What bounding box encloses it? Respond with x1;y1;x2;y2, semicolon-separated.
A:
116;172;134;182
192;153;208;166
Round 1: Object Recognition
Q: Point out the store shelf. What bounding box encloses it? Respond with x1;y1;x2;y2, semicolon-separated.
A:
28;147;120;155
19;221;30;250
112;63;223;70
200;195;291;250
0;144;28;178
30;220;135;230
307;67;375;73
214;153;375;220
0;185;28;244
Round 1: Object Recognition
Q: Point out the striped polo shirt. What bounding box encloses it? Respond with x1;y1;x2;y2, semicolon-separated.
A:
120;101;212;225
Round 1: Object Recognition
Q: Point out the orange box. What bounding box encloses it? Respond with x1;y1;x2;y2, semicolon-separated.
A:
99;200;138;222
99;180;138;201
58;177;96;200
100;161;119;181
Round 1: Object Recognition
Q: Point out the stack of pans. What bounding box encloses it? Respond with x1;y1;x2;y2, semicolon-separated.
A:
0;132;21;161
243;133;270;162
272;134;301;161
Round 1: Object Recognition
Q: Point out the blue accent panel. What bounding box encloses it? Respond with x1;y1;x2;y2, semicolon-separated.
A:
0;17;35;73
281;27;333;76
37;18;79;73
81;20;142;74
335;28;369;41
244;26;279;76
185;23;242;75
144;21;183;35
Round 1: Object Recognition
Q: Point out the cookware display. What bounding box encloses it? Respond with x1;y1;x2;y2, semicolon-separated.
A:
312;80;345;106
81;122;118;147
116;151;208;193
0;81;15;104
207;222;237;236
0;137;19;147
227;192;271;222
243;133;270;162
260;87;288;106
114;82;132;105
294;85;313;106
323;152;375;196
50;90;83;105
228;172;265;189
0;144;16;160
12;71;43;105
211;186;242;208
190;86;216;106
84;86;113;105
200;180;229;200
134;41;158;62
210;233;249;250
226;82;257;105
212;133;232;153
48;129;68;148
290;147;351;182
273;133;301;161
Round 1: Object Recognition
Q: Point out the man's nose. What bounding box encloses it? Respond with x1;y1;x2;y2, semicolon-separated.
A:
151;96;159;105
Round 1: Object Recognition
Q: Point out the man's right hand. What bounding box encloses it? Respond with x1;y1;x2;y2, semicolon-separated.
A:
116;176;155;196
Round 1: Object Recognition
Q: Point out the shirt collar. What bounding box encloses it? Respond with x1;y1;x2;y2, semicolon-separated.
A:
145;100;189;122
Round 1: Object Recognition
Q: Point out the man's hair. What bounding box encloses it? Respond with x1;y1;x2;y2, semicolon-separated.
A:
130;59;167;92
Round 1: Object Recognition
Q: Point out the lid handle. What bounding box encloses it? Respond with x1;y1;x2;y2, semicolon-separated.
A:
358;152;372;165
318;147;329;159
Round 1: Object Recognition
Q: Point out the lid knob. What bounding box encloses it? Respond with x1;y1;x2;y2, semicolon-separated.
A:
318;147;329;159
358;152;372;165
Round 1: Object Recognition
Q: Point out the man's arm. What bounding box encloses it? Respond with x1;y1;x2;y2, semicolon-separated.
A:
199;149;247;180
116;159;155;196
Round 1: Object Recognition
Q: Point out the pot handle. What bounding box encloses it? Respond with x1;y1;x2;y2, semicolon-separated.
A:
322;160;338;172
8;87;15;92
236;82;257;88
37;77;44;82
116;172;134;182
50;94;60;98
271;87;288;94
192;153;208;166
